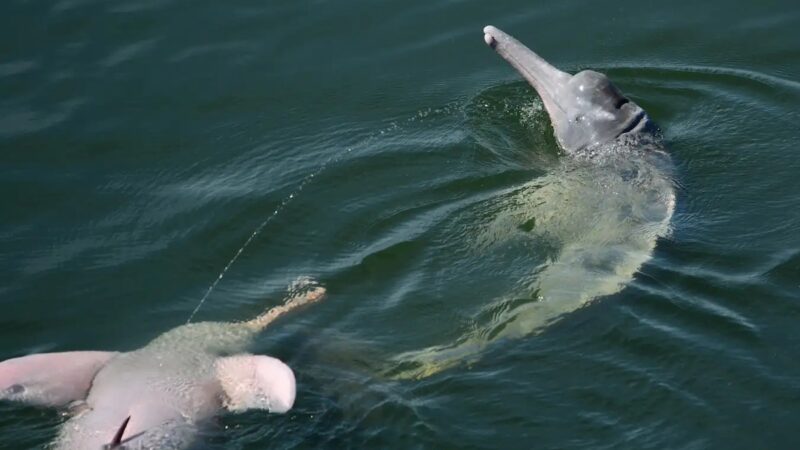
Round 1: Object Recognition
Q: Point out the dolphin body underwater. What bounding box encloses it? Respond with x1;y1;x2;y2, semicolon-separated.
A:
390;26;676;379
0;280;326;449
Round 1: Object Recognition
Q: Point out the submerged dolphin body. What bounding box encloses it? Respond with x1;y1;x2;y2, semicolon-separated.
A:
0;279;326;449
389;27;675;379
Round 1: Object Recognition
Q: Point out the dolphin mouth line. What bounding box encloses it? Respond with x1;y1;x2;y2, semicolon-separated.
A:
483;25;655;153
619;110;647;136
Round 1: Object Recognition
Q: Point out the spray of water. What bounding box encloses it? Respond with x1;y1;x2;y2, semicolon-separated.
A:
185;172;318;324
186;104;459;324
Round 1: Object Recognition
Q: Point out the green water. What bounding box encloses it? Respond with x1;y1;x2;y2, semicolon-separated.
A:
2;0;799;448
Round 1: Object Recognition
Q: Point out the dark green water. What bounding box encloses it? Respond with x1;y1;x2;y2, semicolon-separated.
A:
2;0;799;448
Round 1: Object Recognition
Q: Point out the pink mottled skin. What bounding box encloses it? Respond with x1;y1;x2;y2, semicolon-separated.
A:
0;351;117;407
0;283;325;449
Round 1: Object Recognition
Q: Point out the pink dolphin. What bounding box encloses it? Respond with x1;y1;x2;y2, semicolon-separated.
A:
0;281;326;449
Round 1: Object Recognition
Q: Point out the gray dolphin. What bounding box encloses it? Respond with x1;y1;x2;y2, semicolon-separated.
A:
389;26;675;379
0;278;326;449
483;26;651;153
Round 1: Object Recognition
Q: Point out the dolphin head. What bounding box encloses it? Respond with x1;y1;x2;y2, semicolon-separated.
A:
483;25;649;153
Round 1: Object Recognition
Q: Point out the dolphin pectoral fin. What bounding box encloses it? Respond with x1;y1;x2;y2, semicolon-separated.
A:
0;351;118;407
215;355;296;413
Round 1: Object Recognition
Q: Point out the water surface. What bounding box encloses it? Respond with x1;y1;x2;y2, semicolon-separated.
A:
1;0;799;448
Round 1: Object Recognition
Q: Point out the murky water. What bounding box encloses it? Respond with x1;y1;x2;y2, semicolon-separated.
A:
2;0;799;448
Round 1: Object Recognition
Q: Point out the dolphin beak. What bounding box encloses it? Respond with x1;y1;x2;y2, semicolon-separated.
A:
483;25;571;120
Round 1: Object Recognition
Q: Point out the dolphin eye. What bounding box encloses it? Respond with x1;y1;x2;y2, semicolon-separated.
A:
573;114;584;123
2;384;25;396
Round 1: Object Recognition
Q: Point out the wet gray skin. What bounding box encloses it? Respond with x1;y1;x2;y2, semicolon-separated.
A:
482;25;650;153
388;26;675;379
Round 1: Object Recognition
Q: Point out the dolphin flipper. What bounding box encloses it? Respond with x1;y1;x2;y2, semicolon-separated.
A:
0;351;118;407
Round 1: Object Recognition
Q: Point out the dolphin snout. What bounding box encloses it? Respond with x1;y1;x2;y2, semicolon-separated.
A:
483;25;499;49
